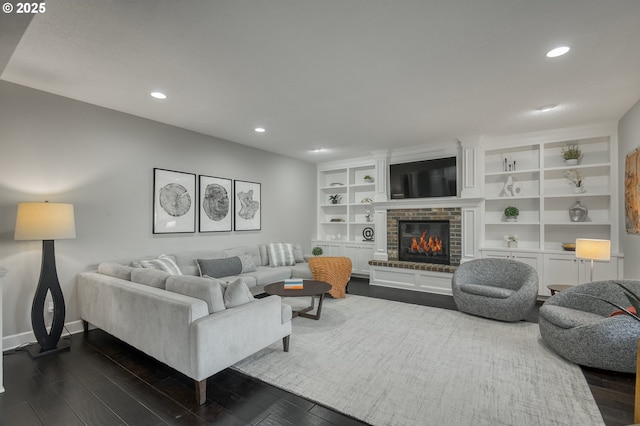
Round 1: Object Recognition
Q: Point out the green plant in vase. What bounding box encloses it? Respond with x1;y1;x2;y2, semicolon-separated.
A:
562;143;582;165
312;246;324;256
504;206;519;222
329;194;342;204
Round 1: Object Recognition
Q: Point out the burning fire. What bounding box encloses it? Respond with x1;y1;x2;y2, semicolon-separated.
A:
410;231;443;254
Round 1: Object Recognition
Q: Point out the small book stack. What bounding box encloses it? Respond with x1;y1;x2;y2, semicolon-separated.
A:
284;278;304;289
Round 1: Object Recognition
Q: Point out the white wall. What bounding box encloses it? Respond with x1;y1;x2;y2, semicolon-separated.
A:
0;81;317;340
618;97;640;279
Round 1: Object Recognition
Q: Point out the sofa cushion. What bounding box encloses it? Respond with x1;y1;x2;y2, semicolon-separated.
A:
98;262;135;280
540;305;606;329
259;244;270;266
131;268;170;289
242;266;292;285
290;262;313;279
292;243;305;263
139;255;182;275
268;243;296;267
197;257;242;278
459;283;514;299
223;278;255;308
166;275;226;314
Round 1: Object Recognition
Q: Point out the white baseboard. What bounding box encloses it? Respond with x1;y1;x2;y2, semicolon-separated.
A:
3;320;85;351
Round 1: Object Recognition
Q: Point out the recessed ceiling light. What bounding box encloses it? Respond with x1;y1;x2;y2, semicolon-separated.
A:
535;103;558;112
254;127;266;133
312;148;325;153
546;46;570;58
150;91;167;99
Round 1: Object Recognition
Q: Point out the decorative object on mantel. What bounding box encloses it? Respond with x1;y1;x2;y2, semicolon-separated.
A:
562;242;576;251
569;201;588;222
329;194;342;204
562;143;582;166
504;206;519;222
364;175;374;183
501;175;522;197
502;157;517;172
504;235;518;248
564;168;585;193
624;147;640;234
15;202;76;358
363;227;374;241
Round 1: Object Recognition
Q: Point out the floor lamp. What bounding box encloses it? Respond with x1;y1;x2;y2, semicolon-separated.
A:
575;238;611;282
14;202;76;358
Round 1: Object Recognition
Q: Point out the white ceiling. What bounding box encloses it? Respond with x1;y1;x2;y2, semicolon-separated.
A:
2;0;640;163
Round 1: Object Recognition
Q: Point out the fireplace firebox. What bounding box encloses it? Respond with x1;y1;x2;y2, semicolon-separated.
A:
398;220;450;265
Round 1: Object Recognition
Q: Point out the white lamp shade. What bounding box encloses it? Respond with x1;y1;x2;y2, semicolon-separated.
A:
575;238;611;261
14;202;76;241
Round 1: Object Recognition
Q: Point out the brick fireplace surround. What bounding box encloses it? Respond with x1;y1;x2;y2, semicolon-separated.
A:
369;207;461;274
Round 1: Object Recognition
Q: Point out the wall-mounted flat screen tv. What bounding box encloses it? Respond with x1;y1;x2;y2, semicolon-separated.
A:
390;156;457;199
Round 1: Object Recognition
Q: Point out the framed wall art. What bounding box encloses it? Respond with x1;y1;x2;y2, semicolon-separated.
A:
199;175;232;232
153;168;196;234
234;180;261;231
625;148;640;234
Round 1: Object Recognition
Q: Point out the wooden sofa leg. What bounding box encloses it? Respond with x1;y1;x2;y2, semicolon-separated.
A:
283;335;290;352
195;380;207;405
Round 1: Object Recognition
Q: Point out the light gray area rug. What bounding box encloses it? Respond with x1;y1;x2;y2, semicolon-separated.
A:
234;295;604;426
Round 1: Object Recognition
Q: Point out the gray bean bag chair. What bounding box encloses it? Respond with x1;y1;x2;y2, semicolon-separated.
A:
538;280;640;373
451;258;539;322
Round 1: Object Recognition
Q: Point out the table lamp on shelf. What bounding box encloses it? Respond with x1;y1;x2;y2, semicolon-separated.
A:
575;238;611;282
14;202;76;358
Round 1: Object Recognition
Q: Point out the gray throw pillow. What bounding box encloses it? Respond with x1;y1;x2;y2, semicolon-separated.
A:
131;268;170;289
292;243;305;263
197;257;242;278
98;262;134;280
166;275;226;314
223;278;255;308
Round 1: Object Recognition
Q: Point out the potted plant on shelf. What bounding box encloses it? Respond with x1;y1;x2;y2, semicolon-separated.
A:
504;206;519;222
364;175;374;183
312;246;324;256
562;143;582;165
504;235;519;248
329;194;342;204
564;169;585;193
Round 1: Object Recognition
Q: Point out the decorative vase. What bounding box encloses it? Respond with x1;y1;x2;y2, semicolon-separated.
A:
505;217;517;222
507;241;517;249
574;185;586;194
569;201;588;222
565;159;579;166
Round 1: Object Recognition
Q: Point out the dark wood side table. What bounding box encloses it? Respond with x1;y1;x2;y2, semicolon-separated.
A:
547;284;574;296
264;280;332;320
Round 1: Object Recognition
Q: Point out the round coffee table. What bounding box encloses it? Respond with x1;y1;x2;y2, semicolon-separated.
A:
264;280;331;320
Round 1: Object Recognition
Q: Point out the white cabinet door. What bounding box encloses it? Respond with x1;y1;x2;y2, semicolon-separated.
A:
543;253;579;288
578;258;620;284
344;244;375;275
314;243;343;257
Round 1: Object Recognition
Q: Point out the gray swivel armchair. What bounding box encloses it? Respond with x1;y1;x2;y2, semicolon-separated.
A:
451;258;539;322
538;280;640;373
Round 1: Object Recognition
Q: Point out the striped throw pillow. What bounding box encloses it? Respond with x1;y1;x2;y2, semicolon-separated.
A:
268;243;296;267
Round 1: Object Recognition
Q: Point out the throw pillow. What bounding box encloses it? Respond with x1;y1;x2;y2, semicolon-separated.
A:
131;268;171;289
197;257;242;278
292;243;305;263
97;262;134;280
238;254;257;273
139;255;182;275
165;275;226;314
609;306;637;317
223;277;255;308
268;243;296;267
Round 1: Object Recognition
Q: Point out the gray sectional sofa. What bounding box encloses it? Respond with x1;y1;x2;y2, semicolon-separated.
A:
76;243;312;404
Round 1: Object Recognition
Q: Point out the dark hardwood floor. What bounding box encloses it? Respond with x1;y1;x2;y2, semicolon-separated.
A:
1;277;634;425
